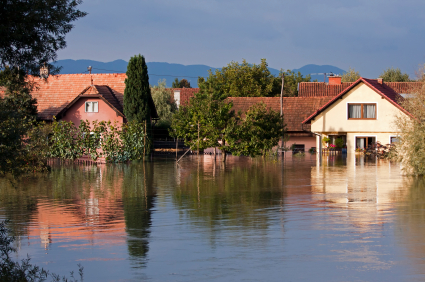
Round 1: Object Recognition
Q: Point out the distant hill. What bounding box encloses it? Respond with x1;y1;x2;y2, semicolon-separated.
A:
292;64;346;82
53;60;346;87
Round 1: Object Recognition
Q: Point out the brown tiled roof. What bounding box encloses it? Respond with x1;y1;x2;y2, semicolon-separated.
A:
229;97;332;132
299;81;422;97
303;77;413;124
28;73;158;120
170;88;200;105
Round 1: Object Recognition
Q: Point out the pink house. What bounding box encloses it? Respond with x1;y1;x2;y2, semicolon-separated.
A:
30;73;158;125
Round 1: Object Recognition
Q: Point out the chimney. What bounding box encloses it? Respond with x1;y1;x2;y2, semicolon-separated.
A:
328;75;341;85
40;63;49;78
377;78;383;84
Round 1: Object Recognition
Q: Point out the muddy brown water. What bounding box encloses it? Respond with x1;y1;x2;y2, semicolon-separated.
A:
1;154;425;281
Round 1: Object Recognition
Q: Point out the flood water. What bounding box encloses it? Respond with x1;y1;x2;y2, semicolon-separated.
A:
1;154;425;281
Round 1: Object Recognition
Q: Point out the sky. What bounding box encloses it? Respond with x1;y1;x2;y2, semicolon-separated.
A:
57;0;425;78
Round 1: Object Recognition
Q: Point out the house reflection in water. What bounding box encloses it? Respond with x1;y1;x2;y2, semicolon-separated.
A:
311;154;404;216
26;163;155;266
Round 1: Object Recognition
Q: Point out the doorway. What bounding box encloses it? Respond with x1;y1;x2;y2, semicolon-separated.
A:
355;136;375;149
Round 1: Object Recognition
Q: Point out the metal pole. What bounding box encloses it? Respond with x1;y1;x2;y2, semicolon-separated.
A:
280;73;285;156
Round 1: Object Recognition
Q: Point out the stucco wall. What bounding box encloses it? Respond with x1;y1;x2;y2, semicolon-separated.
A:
310;82;408;152
284;136;316;151
61;97;124;127
311;83;406;133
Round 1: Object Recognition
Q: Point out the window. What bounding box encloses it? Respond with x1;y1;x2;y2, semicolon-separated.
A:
390;136;399;144
292;144;305;153
85;102;98;113
348;103;376;119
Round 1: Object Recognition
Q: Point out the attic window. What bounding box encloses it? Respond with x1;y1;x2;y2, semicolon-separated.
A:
348;103;376;119
85;101;98;113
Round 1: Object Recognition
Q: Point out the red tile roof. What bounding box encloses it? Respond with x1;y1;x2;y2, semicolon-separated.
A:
229;97;332;132
299;81;421;97
302;77;412;124
28;73;158;120
170;88;200;106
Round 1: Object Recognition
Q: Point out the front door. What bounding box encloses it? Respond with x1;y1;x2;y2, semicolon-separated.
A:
356;136;375;149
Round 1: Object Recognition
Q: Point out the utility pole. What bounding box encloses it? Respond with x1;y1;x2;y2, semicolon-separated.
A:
280;73;285;156
197;120;200;156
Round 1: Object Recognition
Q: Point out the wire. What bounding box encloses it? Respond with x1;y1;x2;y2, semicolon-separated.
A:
91;67;206;78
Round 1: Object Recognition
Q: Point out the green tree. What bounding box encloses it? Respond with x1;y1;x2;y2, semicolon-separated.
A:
0;0;86;75
172;78;191;88
0;67;42;176
171;91;235;162
199;59;276;99
227;103;285;157
151;80;177;127
124;55;152;123
341;67;360;82
394;71;425;175
380;67;410;82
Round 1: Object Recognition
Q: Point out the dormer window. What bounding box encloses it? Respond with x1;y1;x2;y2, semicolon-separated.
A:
85;101;98;113
348;103;376;119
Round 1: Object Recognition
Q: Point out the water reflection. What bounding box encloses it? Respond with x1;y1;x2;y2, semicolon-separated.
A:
0;155;425;281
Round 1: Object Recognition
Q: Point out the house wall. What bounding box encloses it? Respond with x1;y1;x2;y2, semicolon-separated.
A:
283;136;316;151
310;83;408;152
61;97;124;127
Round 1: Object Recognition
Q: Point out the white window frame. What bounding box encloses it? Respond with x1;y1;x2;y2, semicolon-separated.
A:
389;135;399;144
346;102;378;120
85;101;99;113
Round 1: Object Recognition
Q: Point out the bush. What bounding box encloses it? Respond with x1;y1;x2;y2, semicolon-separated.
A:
0;220;83;282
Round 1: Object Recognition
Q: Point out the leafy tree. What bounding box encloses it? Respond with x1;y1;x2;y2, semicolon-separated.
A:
394;70;425;175
0;68;42;177
199;59;276;99
341;67;360;82
227;103;285;157
151;80;177;127
171;91;235;162
380;67;410;82
124;55;152;123
198;59;312;98
0;0;87;75
172;78;191;88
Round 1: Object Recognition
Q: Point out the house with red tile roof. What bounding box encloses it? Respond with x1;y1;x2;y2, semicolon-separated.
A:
298;75;421;97
29;73;158;127
302;77;412;153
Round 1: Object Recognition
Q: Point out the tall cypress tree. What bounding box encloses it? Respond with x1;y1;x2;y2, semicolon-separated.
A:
124;55;151;123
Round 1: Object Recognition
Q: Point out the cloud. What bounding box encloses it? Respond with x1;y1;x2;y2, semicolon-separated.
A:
58;0;425;78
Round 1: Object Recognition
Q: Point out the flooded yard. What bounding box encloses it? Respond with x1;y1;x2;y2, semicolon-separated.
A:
1;154;425;281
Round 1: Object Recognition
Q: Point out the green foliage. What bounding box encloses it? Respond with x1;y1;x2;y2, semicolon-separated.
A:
171;92;286;161
172;78;191;88
380;67;411;82
227;103;285;157
341;67;360;82
151;80;177;127
0;220;84;282
322;136;331;144
198;59;312;98
0;67;47;177
0;0;86;75
199;59;276;99
48;120;150;163
124;55;151;124
171;92;235;156
335;137;344;148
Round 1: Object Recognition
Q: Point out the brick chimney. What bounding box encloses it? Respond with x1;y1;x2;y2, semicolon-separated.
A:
328;75;341;85
377;78;383;84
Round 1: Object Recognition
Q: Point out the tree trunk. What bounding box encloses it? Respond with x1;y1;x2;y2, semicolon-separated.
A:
214;147;216;159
